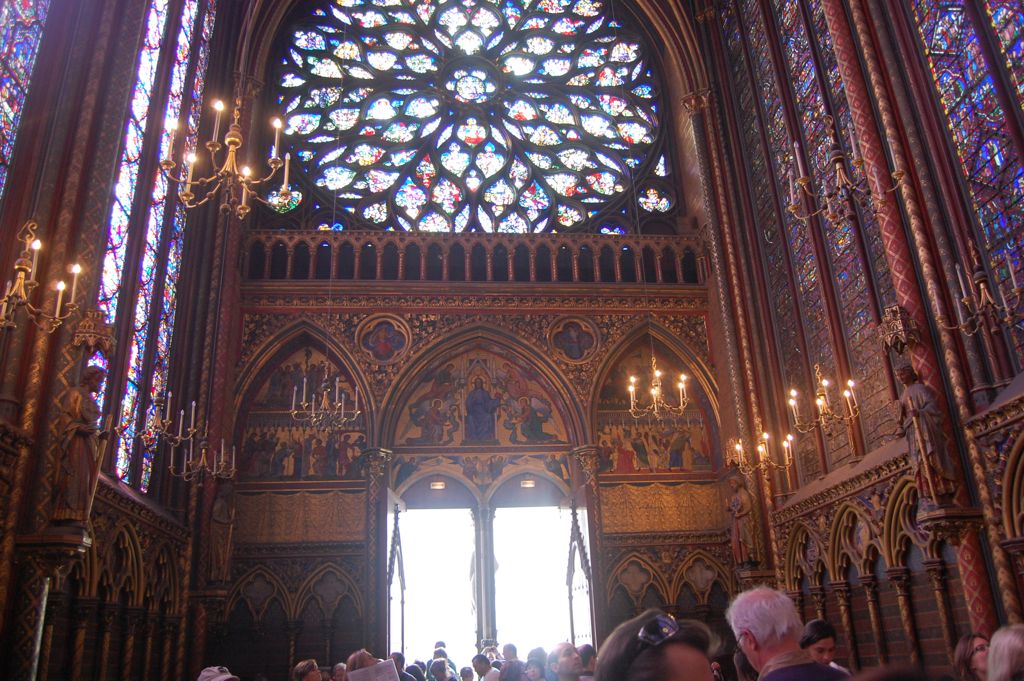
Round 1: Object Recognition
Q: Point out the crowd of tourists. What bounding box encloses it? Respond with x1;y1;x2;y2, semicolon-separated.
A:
198;586;1024;681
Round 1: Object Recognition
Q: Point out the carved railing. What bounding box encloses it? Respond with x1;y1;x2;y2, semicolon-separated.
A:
242;230;707;286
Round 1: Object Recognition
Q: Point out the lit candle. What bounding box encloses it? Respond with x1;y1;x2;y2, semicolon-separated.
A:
165;391;172;421
1007;253;1019;290
1;280;11;318
212;100;225;142
820;377;831;408
354;386;359;413
241;185;250;209
846;379;857;407
815;397;825;415
783;435;793;466
302;376;307;403
792;140;808;178
241;166;251;208
29;239;41;282
679;373;687;403
190;399;196;429
843;389;854;417
272;118;282;159
848;119;859;159
70;263;81;304
291;385;297;410
184;153;197;195
166;119;178;156
54;280;65;318
335;377;340;403
178;409;184;438
282;152;291;191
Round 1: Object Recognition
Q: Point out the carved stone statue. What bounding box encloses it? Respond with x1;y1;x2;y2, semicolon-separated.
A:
52;366;108;525
896;364;958;506
726;475;758;567
209;479;236;582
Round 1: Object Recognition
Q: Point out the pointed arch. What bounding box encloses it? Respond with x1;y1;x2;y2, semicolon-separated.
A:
670;549;735;604
233;320;374;437
482;460;572;505
1003;430;1024;539
145;542;181;614
294;563;363;620
605;553;670;607
227;566;291;624
783;522;822;592
882;477;932;567
99;522;146;607
828;503;879;580
378;324;586;447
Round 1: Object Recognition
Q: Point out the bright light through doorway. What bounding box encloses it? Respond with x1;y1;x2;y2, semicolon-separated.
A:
389;508;477;670
493;505;576;653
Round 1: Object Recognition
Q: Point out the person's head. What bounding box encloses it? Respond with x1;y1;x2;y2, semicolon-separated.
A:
392;653;406;671
460;667;475;681
988;625;1024;681
347;650;377;672
549;642;584;679
593;610;714;681
733;649;758;681
434;648;450;661
799;619;839;666
577;644;596;672
431;659;451;681
726;587;803;671
293;660;321;681
197;667;240;681
474;654;493;677
407;666;427;681
503;644;518;661
499;660;528;681
525;658;545;681
332;663;347;681
955;633;991;681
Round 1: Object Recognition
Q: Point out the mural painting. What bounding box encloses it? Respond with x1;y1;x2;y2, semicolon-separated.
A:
391;453;572;490
596;339;719;476
356;314;411;364
548;317;598;363
395;342;569;449
238;347;367;481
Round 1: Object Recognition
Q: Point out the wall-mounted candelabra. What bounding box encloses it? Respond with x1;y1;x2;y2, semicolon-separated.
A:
161;98;291;220
786;364;859;436
727;431;794;480
291;377;361;430
787;116;903;226
627;355;689;422
0;220;82;333
943;259;1023;336
148;393;235;481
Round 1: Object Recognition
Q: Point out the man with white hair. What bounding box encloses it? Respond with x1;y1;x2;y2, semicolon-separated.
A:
726;587;847;681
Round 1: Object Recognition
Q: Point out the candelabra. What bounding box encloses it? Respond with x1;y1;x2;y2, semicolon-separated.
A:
0;220;82;333
942;259;1024;336
161;98;292;220
786;364;859;435
726;431;794;480
787;116;903;226
148;393;235;481
291;377;361;430
627;355;690;421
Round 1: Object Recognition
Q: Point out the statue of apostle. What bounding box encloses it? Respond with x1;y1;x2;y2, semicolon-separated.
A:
726;474;758;567
896;364;958;507
209;479;236;582
52;366;108;525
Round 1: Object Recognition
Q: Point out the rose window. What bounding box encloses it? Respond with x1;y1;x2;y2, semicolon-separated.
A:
275;0;672;233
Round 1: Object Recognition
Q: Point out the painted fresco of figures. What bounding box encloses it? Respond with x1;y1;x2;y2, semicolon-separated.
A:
594;419;712;474
254;348;352;410
398;346;569;448
726;475;758;567
896;364;958;507
52;366;108;525
238;424;367;481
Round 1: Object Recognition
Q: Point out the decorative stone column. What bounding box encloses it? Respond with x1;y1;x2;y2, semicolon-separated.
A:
831;583;859;671
7;528;91;681
120;608;144;681
96;602;119;681
886;567;920;664
364;447;391;651
924;559;956;664
859;576;888;664
809;585;827;621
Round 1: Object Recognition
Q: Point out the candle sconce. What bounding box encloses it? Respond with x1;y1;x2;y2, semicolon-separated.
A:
290;376;361;430
147;394;235;482
786;364;860;436
627;355;690;422
942;259;1023;336
0;220;82;333
726;431;794;481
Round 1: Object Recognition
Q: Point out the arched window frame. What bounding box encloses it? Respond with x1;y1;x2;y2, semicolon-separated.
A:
96;0;218;493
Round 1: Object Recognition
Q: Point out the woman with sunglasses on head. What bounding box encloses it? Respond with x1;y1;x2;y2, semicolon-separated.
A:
594;609;716;681
954;633;991;681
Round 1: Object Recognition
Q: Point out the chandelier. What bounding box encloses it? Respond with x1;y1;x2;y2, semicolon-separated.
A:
627;354;690;421
787;116;902;226
148;393;235;482
161;98;290;220
727;431;794;481
942;258;1023;337
786;364;859;435
291;377;361;430
0;220;82;333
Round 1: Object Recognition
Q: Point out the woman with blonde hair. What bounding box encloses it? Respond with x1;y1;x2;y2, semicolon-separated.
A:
988;624;1024;681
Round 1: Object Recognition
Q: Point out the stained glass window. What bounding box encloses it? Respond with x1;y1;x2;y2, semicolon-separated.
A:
0;0;51;202
985;2;1024;111
275;0;669;233
101;0;217;488
911;0;1024;360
